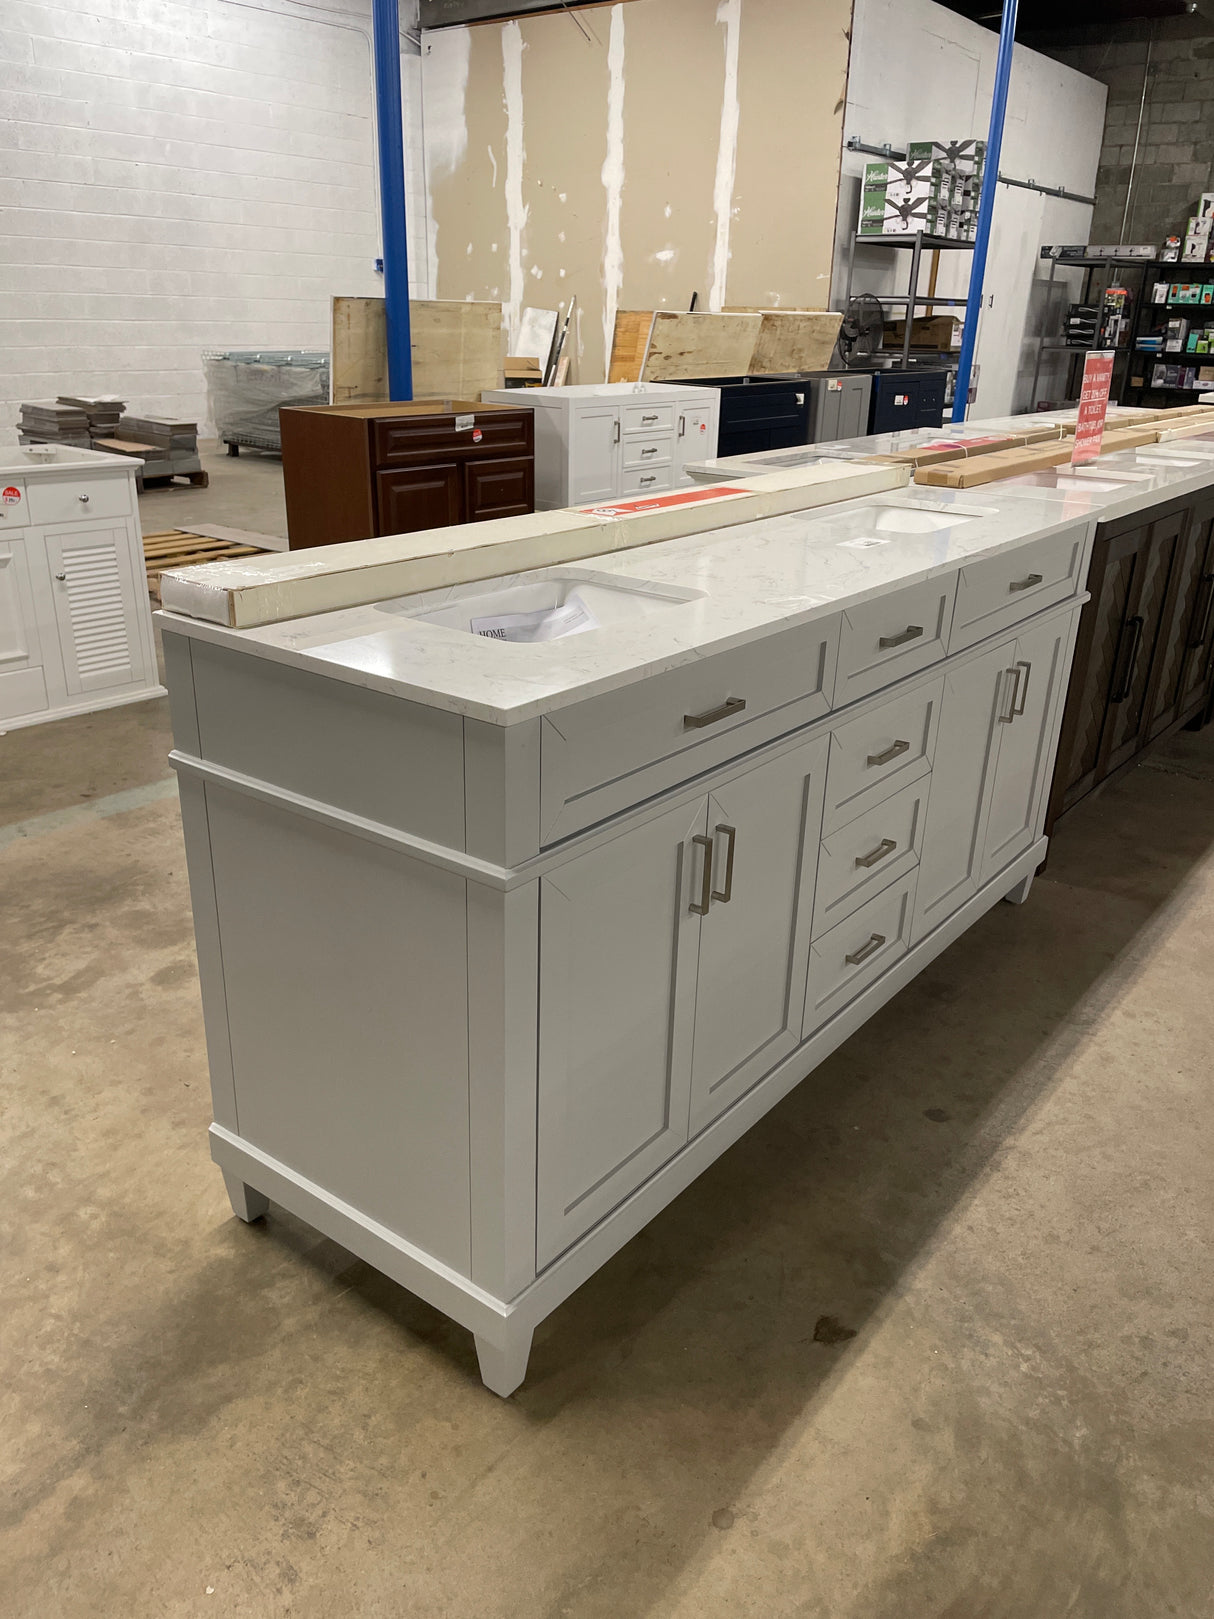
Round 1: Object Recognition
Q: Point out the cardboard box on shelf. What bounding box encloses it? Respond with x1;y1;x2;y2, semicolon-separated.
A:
883;315;965;351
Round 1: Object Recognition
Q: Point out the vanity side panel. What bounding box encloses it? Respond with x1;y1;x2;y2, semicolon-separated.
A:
188;640;465;846
205;785;473;1273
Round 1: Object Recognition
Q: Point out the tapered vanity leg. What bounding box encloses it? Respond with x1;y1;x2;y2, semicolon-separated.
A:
1003;872;1034;905
222;1171;270;1222
474;1326;534;1398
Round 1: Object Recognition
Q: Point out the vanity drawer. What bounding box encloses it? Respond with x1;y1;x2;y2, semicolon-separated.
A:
804;871;916;1035
26;474;131;526
823;674;942;833
622;402;674;436
832;574;957;707
621;464;673;497
540;614;841;844
812;776;927;937
949;528;1087;652
622;434;673;471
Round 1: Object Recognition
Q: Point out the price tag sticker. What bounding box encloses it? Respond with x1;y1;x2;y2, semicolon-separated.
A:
454;413;474;432
2;486;21;505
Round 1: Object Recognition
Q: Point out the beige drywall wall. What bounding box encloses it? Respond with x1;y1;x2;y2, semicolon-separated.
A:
421;0;853;384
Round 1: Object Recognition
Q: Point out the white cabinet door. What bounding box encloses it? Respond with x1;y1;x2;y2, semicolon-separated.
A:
688;733;829;1134
911;637;1011;944
43;522;146;695
0;537;51;721
674;404;718;486
980;612;1073;882
536;798;705;1267
568;405;621;504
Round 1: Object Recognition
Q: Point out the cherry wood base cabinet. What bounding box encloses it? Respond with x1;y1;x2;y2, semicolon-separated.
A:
1047;490;1214;829
279;401;535;549
164;507;1092;1396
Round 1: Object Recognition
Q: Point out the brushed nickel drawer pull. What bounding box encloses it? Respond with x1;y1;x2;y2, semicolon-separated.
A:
641;446;659;456
878;624;923;649
711;824;737;903
641;412;659;424
684;696;746;730
1012;659;1031;717
998;666;1020;723
866;738;909;767
640;474;657;485
845;932;886;966
1008;572;1043;592
690;834;714;915
855;837;897;869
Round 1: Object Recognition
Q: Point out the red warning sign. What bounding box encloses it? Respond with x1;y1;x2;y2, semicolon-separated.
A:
579;486;749;517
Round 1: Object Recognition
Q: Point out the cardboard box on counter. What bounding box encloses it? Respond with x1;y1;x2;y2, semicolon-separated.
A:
912;425;1165;489
864;427;1066;469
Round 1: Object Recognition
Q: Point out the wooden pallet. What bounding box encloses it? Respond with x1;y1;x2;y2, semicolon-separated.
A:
139;469;210;491
143;529;265;602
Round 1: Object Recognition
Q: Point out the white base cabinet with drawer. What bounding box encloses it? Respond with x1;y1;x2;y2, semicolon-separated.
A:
481;383;720;510
164;517;1092;1399
0;451;162;729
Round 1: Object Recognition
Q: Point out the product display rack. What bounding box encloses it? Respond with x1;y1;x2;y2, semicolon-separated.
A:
1123;267;1214;405
843;232;973;368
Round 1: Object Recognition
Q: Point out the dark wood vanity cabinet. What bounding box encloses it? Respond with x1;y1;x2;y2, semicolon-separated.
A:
280;400;534;549
1047;491;1214;828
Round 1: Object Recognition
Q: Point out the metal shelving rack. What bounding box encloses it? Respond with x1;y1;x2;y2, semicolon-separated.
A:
842;232;974;367
1027;251;1161;410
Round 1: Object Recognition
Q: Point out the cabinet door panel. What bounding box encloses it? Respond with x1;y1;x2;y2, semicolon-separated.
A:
375;463;461;535
1052;523;1146;814
674;405;718;486
0;538;49;721
463;456;534;523
912;639;1009;945
568;407;621;504
981;614;1072;881
43;523;143;695
1173;500;1214;722
1146;506;1212;737
689;733;829;1136
1101;509;1184;774
536;799;704;1267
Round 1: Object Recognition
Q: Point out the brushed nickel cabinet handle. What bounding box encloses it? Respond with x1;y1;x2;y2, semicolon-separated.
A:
678;414;687;437
690;834;714;915
711;824;736;903
845;932;886;966
77;493;90;504
641;412;659;424
855;837;897;869
1012;659;1031;717
866;738;909;767
641;446;658;456
878;624;923;649
684;696;746;730
613;419;621;444
998;666;1020;723
54;571;67;581
639;474;657;485
1008;572;1043;592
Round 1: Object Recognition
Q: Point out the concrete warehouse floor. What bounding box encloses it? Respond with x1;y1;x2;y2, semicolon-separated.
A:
3;445;1214;1619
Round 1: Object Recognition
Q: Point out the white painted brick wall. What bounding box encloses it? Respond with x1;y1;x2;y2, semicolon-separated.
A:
0;0;429;439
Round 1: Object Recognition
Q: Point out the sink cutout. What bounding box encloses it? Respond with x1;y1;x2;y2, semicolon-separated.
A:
871;503;990;533
376;568;704;642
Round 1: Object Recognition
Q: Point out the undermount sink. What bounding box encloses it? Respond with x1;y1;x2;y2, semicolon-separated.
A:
870;502;995;533
376;569;705;643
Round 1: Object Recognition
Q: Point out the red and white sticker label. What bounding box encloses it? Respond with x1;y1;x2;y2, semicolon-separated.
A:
579;487;749;518
1071;351;1115;465
472;427;483;443
2;486;22;505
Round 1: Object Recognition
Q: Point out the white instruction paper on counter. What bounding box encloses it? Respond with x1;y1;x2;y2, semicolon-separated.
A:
471;592;600;643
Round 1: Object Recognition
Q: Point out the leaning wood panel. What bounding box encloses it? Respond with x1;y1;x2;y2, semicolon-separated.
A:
640;312;761;381
749;311;843;375
332;297;505;404
332;296;388;405
608;310;655;383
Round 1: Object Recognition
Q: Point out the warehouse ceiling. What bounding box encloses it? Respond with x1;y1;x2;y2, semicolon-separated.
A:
935;0;1214;46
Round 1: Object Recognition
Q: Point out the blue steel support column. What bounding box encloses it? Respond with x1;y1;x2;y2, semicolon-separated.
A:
951;0;1019;422
372;0;413;400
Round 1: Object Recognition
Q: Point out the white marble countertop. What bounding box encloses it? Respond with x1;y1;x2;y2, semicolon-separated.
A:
160;423;1214;727
0;443;141;475
163;486;1096;725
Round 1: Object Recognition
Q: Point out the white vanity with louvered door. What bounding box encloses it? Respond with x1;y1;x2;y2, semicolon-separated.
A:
0;446;162;729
